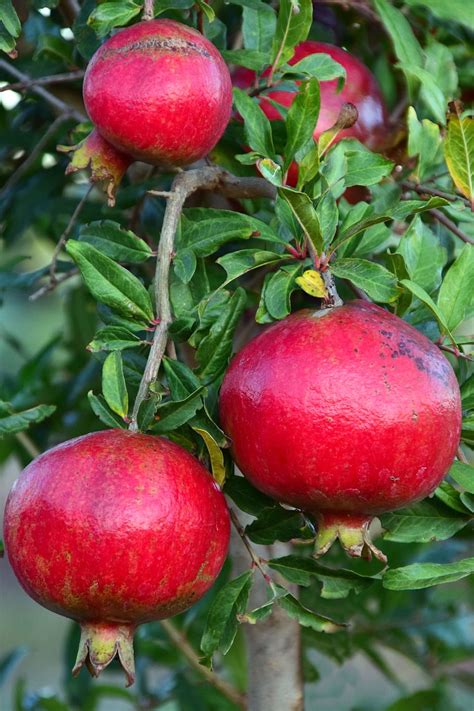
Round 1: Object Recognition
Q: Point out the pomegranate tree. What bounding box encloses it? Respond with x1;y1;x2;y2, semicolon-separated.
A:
83;19;232;167
220;301;461;562
3;430;230;685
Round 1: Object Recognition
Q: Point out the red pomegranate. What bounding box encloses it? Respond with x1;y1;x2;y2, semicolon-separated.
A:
83;19;232;166
233;41;388;151
219;301;461;562
4;430;230;685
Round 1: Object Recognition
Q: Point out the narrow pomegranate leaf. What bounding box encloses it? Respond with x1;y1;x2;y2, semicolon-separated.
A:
383;557;474;591
152;387;206;434
216;249;287;288
102;352;128;419
201;571;254;659
283;78;320;171
276;588;346;633
78;221;153;263
87;326;142;353
246;507;313;545
233;87;275;159
224;474;276;517
381;500;469;543
193;427;226;486
87;391;126;429
331;258;400;303
434;481;472;514
0;402;56;436
271;0;312;69
449;462;474;493
437;244;474;332
256;262;304;323
289;53;346;82
397;216;446;294
444;105;474;207
241;3;276;54
400;279;455;343
278;186;323;256
66;240;153;324
87;0;142;38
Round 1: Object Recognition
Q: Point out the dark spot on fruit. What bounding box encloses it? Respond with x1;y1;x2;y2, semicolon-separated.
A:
354;347;359;353
102;38;212;59
412;411;418;421
380;329;392;338
391;351;399;359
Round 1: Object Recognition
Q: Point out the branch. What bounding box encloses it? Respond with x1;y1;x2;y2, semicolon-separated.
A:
0;70;85;93
160;619;246;709
321;0;380;23
438;344;473;363
229;507;276;591
128;166;275;431
0;114;71;197
49;185;93;284
0;60;86;122
402;180;470;207
430;209;474;245
29;269;79;302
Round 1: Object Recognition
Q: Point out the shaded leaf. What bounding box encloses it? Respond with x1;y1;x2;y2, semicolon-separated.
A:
88;391;126;429
383;557;474;591
78;221;152;263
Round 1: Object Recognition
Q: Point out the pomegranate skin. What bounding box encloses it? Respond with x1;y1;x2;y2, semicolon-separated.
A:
83;20;232;166
4;430;230;683
233;41;388;151
220;302;461;556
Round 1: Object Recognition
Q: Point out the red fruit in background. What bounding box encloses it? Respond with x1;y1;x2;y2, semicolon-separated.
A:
220;301;461;562
83;19;232;166
233;41;389;151
4;430;230;685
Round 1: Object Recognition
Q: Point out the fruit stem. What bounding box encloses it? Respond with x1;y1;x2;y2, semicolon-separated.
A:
73;622;136;686
142;0;154;21
313;512;387;564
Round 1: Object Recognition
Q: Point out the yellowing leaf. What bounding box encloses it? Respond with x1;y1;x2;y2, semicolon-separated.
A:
296;270;328;298
444;102;474;208
193;427;226;486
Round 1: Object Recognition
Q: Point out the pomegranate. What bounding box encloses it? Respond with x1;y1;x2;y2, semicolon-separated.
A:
233;41;388;151
83;19;232;166
219;301;461;562
4;430;230;685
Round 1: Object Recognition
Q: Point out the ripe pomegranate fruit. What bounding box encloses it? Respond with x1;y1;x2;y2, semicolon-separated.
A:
4;430;230;685
83;19;232;166
234;41;388;151
219;301;461;562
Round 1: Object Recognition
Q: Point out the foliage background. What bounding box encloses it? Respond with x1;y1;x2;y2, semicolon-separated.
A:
0;0;473;710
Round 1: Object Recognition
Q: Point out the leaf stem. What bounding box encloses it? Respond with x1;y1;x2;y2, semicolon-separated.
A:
160;619;246;708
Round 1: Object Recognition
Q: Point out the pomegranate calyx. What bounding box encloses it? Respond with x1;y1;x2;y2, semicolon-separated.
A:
59;129;132;207
73;622;136;687
313;512;387;564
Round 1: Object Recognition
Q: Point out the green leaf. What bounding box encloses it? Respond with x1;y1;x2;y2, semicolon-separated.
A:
437;245;474;331
398;63;446;125
102;352;128;419
344;146;394;187
88;326;142;352
276;588;344;633
66;240;153;325
242;4;276;54
449;462;474;493
407;107;443;183
316;191;338;248
34;35;74;65
195;0;214;22
397;216;446;294
287;53;346;82
331;258;400;303
258;262;304;321
257;157;283;185
400;279;455;342
153;388;206;434
271;0;312;69
87;0;142;38
381;500;469;543
404;0;473;30
221;49;268;71
296;142;320;188
233;87;275;158
224;475;275;517
444;106;474;206
196;288;247;383
435;481;472;514
217;249;286;287
461;375;474;412
0;0;21;37
383;557;474;591
373;0;424;93
283;78;320;171
201;571;254;657
246;507;312;545
87;391;126;429
78;221;153;263
278;186;322;255
0;26;16;55
268;555;376;599
0;403;56;437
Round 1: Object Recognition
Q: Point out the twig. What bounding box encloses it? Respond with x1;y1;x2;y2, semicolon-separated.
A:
160;619;246;709
438;344;473;362
0;60;86;122
229;508;276;592
15;432;41;459
322;0;380;23
402;180;470;207
128;167;276;430
430;209;474;245
0;70;85;93
29;269;78;302
142;0;154;21
0;115;71;197
49;185;93;284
